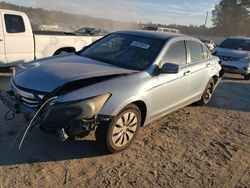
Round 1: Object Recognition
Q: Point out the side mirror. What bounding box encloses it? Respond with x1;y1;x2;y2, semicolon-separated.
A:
160;63;180;74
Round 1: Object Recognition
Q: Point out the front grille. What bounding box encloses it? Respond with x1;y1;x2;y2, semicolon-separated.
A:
21;97;39;108
219;56;240;62
11;81;42;108
222;65;238;70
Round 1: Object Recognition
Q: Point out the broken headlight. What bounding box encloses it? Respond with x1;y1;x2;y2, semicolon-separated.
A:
43;93;111;124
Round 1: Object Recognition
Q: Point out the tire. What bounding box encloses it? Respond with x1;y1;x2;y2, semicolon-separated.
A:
96;104;141;153
58;51;68;55
197;79;215;106
244;74;250;80
53;50;69;56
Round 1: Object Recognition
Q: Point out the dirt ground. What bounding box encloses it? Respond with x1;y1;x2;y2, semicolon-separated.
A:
0;73;249;188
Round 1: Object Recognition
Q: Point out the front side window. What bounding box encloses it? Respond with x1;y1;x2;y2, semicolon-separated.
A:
187;41;204;63
163;41;187;66
81;33;164;70
4;14;25;33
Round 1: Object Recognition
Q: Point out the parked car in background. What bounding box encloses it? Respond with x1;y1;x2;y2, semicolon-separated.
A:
73;27;109;36
200;39;216;51
0;9;103;67
0;31;223;153
143;26;180;34
213;37;250;80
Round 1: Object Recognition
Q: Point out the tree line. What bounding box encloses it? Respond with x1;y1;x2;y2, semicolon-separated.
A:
0;2;139;31
0;1;249;37
212;0;250;37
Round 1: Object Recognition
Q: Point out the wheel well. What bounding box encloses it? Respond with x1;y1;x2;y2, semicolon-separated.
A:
53;47;76;55
133;101;147;127
212;75;219;85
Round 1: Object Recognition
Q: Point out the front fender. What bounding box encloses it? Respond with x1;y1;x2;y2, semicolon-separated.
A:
55;71;153;119
100;94;150;117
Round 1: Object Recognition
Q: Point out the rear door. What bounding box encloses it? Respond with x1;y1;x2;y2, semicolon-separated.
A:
186;40;211;99
2;11;34;64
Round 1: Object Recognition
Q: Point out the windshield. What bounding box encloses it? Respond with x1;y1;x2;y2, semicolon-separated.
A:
81;33;164;70
219;38;250;51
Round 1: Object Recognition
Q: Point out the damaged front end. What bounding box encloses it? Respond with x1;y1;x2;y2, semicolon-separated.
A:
0;81;113;142
38;93;112;140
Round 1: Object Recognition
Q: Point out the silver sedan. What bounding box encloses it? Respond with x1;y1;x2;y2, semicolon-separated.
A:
0;31;224;153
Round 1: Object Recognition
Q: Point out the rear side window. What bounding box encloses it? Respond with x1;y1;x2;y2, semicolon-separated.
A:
4;14;25;33
187;41;204;63
202;45;210;59
163;41;187;66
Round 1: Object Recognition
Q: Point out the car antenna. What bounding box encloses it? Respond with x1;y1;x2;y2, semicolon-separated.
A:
18;96;58;150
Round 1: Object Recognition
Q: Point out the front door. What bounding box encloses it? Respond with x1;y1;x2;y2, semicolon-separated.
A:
149;40;191;119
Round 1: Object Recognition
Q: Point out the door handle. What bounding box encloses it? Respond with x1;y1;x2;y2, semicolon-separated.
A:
206;63;211;67
0;39;3;42
184;70;191;76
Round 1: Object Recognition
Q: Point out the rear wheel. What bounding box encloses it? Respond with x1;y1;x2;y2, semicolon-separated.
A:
96;104;141;153
244;74;250;80
197;79;214;106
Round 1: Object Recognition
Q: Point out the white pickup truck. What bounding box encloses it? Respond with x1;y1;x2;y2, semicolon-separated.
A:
0;9;102;67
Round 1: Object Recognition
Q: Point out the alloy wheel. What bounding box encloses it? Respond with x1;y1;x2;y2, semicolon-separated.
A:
205;83;213;101
111;112;138;147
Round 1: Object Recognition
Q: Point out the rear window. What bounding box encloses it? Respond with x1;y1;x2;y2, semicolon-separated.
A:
219;38;250;51
4;14;25;33
202;45;210;59
187;41;204;63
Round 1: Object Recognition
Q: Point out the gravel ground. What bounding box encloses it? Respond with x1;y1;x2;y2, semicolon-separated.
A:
0;73;249;188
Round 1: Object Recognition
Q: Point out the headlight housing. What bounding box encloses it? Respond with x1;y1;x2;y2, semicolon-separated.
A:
244;57;250;71
240;56;250;64
239;57;250;71
43;93;111;123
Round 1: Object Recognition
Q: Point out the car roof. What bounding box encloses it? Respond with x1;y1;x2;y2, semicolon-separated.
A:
115;30;190;41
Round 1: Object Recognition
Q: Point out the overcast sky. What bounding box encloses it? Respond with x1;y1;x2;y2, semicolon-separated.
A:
8;0;220;27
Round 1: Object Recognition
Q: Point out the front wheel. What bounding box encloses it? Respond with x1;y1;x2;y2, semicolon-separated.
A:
96;104;141;153
244;74;250;80
197;79;215;106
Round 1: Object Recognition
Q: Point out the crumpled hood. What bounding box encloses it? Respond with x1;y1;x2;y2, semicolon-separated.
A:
13;54;137;93
216;47;250;59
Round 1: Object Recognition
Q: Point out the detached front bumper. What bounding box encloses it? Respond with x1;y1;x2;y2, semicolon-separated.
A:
0;90;112;137
0;90;36;116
